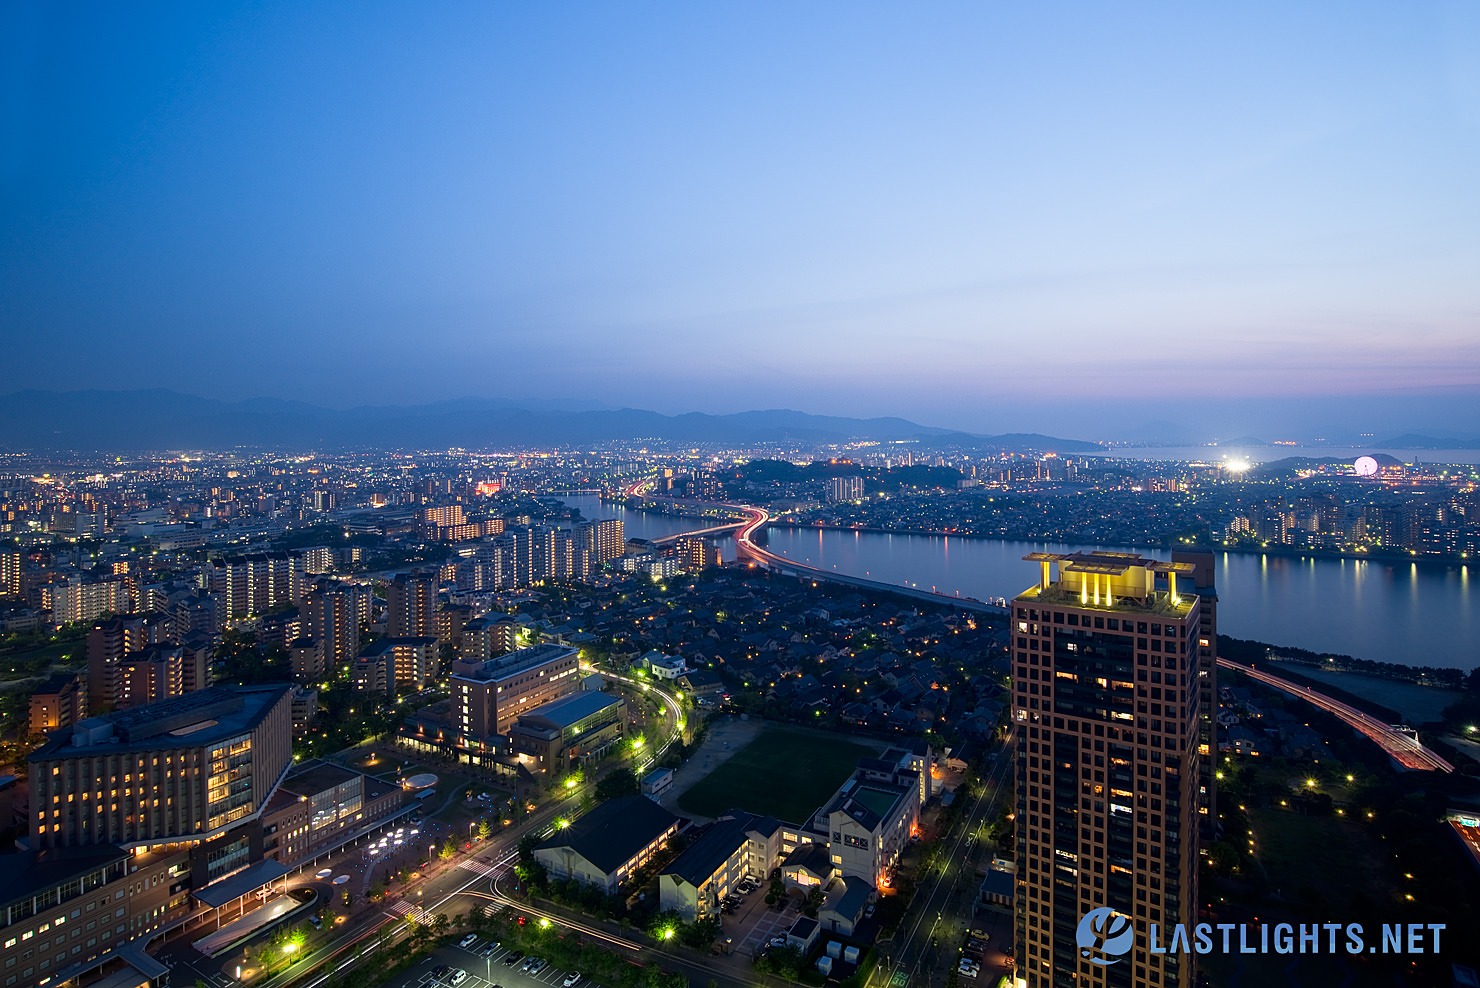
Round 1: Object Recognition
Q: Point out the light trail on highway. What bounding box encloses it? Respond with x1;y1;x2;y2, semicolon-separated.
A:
1218;658;1453;772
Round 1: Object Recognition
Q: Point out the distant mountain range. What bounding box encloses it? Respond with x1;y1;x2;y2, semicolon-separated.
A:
0;389;1103;453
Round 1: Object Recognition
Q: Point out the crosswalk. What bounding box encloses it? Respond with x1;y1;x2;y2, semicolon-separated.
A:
457;859;502;879
386;899;428;922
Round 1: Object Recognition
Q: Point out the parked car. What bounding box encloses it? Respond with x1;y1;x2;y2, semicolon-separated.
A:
450;970;469;986
564;974;583;987
504;951;523;966
432;966;451;979
481;943;500;958
459;934;479;949
521;957;537;972
529;959;548;975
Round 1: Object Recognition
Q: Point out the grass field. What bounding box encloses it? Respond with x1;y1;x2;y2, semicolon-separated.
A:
1247;806;1392;913
677;726;878;824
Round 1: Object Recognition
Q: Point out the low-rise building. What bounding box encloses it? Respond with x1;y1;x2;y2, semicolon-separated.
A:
641;767;674;800
818;875;873;936
508;691;625;775
259;762;406;865
781;841;835;892
658;811;782;922
533;795;679;894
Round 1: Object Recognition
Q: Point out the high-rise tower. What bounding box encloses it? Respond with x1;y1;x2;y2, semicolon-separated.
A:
1011;551;1202;988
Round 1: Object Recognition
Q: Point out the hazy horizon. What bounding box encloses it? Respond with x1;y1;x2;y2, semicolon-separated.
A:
5;2;1480;437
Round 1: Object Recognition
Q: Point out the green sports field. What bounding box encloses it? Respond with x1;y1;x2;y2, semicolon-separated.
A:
677;726;878;824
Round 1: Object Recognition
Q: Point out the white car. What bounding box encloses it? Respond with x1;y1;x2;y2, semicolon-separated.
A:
449;970;469;986
564;974;582;987
459;934;478;949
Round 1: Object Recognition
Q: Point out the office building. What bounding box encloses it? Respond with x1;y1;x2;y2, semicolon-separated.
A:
1011;551;1202;988
4;684;405;988
259;761;405;866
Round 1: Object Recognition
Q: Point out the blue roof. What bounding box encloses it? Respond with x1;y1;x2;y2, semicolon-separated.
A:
518;690;622;729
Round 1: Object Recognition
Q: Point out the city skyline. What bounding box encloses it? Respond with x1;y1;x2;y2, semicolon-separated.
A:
5;3;1480;437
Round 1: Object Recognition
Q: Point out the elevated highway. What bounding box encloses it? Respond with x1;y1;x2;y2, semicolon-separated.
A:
1218;657;1453;772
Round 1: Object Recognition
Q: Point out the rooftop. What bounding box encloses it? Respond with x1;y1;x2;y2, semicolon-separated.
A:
30;684;292;760
360;636;438;656
1017;584;1196;619
535;794;678;876
282;761;361;797
783;841;834;877
514;690;622;730
662;813;754;886
0;844;129;913
452;643;577;683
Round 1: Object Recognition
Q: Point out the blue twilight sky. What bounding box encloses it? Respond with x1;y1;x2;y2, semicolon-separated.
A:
3;2;1480;438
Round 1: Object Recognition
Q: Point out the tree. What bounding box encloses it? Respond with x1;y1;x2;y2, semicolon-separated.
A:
595;767;640;801
439;838;457;860
477;818;492;840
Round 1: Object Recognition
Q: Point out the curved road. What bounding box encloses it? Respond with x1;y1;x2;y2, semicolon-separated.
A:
1219;658;1453;772
731;504;1006;614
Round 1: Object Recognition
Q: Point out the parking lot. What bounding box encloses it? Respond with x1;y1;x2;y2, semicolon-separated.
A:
398;936;605;988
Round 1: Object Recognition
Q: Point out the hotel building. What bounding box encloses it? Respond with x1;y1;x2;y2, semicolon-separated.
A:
1011;552;1203;988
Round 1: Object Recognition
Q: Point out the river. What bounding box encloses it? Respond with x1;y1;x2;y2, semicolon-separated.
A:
757;527;1477;672
559;494;717;542
563;495;1476;672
